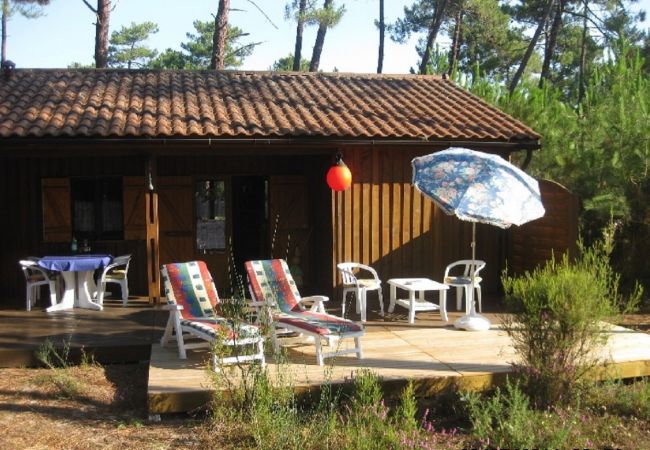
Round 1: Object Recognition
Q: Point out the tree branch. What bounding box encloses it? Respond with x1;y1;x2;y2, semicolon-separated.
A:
241;0;278;29
225;41;263;59
81;0;97;14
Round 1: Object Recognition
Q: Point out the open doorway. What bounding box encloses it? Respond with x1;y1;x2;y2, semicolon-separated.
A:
231;176;268;276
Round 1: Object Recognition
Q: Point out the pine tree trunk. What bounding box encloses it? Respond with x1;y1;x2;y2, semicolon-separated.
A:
539;0;564;87
309;0;333;72
418;0;448;74
509;0;555;93
1;0;7;64
211;0;230;70
94;0;111;68
447;9;463;77
377;0;384;74
577;1;588;105
293;0;307;71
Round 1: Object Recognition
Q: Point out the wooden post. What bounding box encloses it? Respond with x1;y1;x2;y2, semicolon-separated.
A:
146;156;160;303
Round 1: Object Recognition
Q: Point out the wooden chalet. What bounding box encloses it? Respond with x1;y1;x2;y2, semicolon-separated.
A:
0;68;572;308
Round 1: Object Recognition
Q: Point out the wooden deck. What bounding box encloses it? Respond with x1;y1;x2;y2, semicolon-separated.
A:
0;297;165;367
148;309;650;415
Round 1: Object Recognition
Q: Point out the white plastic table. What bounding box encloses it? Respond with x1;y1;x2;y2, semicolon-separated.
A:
38;255;113;312
387;278;449;324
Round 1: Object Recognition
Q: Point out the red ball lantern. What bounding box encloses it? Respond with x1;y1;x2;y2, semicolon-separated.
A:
326;154;352;191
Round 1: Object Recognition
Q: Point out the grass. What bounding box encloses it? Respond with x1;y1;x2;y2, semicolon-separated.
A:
2;360;647;449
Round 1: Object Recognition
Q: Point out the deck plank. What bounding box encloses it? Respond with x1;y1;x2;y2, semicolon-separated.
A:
148;314;650;414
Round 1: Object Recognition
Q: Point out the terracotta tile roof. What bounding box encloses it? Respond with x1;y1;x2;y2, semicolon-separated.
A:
0;69;540;142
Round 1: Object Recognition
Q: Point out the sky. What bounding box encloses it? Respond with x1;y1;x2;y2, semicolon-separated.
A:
6;0;650;74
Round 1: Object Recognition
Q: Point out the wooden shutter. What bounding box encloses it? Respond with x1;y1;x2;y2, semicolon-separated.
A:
123;176;147;240
158;176;194;265
42;178;71;243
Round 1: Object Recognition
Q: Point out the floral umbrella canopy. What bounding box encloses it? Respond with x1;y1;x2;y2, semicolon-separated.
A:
412;147;545;330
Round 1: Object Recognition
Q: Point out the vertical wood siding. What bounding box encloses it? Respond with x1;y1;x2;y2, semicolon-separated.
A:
332;145;506;296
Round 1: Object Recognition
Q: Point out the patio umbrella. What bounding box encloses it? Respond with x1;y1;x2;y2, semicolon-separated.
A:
412;147;545;331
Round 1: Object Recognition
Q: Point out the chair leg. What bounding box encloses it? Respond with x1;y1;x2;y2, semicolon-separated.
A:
341;289;348;317
257;339;266;367
271;329;280;354
121;279;129;305
456;287;463;310
160;314;174;347
360;289;367;322
377;288;384;316
26;284;32;311
314;338;324;366
476;286;482;313
355;337;363;359
355;289;361;314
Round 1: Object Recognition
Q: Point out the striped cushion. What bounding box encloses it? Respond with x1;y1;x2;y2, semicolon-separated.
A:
275;311;362;335
161;261;220;320
180;318;261;341
245;259;301;313
246;259;363;336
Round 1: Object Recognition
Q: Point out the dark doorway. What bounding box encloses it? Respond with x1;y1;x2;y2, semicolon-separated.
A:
231;176;269;276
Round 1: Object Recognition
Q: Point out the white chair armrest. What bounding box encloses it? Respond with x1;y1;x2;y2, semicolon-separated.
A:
162;304;183;311
300;295;329;313
358;264;380;282
300;295;329;305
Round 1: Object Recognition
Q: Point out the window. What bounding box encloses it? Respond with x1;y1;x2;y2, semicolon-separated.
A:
71;177;123;240
195;180;226;252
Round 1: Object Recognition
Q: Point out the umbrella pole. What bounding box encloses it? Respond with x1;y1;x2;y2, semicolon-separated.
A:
453;221;490;330
469;222;476;316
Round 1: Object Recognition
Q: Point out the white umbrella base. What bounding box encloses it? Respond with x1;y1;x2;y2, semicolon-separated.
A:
453;313;491;331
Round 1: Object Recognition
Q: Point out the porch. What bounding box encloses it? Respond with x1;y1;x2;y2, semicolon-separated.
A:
3;299;647;417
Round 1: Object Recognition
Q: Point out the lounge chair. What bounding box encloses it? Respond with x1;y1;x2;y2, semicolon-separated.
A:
160;261;265;369
245;259;364;366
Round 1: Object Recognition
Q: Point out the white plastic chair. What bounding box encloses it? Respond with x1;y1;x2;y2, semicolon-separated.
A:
443;260;486;314
96;254;131;305
19;259;59;311
337;262;384;322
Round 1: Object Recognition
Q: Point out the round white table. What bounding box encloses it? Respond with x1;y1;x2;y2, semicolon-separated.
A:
38;254;113;312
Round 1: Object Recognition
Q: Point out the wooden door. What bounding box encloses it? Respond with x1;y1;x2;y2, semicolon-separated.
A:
269;176;311;289
158;177;194;266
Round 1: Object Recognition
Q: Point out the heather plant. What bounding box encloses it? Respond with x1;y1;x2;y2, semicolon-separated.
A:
464;378;574;449
501;229;642;408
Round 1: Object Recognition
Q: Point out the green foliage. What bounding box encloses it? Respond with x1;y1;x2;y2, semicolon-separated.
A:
107;21;159;69
147;20;251;69
271;54;310;72
209;365;455;449
471;41;650;294
584;378;650;421
307;0;345;29
464;379;575;449
501;229;642;408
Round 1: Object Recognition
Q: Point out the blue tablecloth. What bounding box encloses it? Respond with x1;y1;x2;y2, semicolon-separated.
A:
38;254;113;272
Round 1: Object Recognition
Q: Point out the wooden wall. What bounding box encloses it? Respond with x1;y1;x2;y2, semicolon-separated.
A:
0;155;147;308
509;179;579;275
331;146;506;296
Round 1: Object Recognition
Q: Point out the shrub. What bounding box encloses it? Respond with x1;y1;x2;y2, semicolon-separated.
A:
464;378;574;448
501;230;642;408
